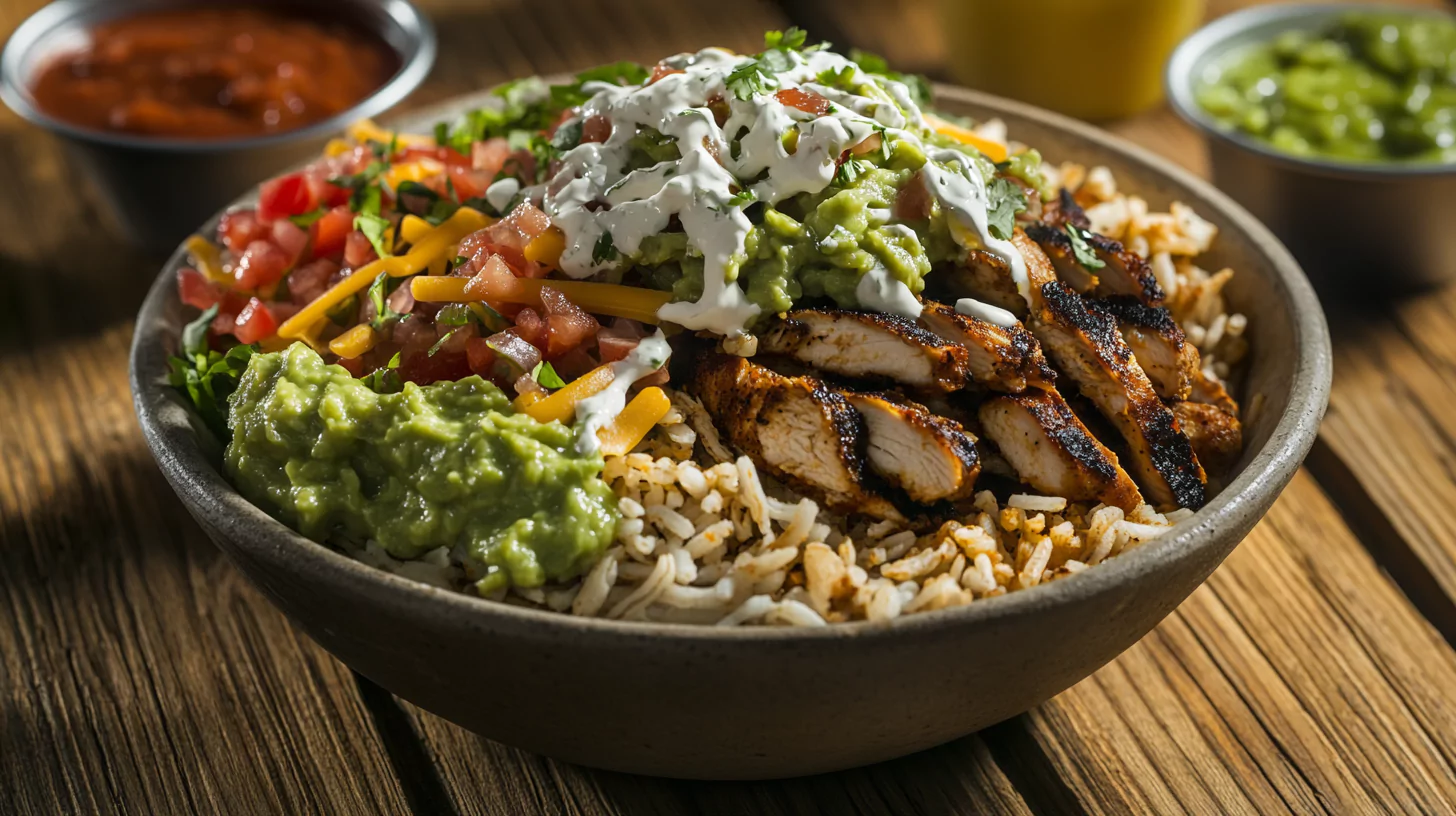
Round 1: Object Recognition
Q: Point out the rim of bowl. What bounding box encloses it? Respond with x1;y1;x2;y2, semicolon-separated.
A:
1166;2;1456;181
130;82;1332;645
0;0;437;153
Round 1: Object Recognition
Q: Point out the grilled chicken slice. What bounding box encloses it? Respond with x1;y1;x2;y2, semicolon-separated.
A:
692;353;904;521
917;300;1057;393
1190;367;1240;417
1089;297;1197;401
979;390;1143;511
760;310;971;393
1014;231;1207;509
841;391;980;503
1172;401;1243;476
1040;189;1165;306
930;249;1030;320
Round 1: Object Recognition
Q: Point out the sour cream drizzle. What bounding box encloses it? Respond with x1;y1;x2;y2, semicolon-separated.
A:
574;331;672;454
529;45;1030;338
954;297;1018;328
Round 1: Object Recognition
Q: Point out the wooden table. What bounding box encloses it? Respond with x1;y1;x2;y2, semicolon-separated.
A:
4;0;1456;812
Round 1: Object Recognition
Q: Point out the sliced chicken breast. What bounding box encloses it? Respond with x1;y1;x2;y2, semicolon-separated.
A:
1040;189;1165;306
1190;367;1240;417
1013;231;1207;509
841;391;980;503
930;249;1030;320
917;300;1057;393
692;353;904;521
760;309;971;393
979;390;1143;511
1172;401;1243;476
1089;296;1198;401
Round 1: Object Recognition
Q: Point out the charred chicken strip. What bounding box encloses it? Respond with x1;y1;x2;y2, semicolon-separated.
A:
1040;189;1165;307
930;249;1030;320
759;309;971;393
979;390;1143;511
692;354;904;521
1190;366;1240;417
1013;231;1207;509
1172;401;1243;476
916;300;1057;393
841;391;980;503
1088;297;1198;401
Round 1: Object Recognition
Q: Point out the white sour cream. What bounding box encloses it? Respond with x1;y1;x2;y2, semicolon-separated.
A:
574;331;672;454
954;297;1018;328
530;45;1021;335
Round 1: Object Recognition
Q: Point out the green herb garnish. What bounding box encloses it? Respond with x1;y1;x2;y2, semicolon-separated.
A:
1064;224;1106;271
592;231;619;264
167;304;258;439
354;212;394;259
985;177;1028;241
531;361;567;389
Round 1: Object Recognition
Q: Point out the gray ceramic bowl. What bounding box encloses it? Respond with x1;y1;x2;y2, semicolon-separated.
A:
131;85;1331;780
1166;3;1456;294
0;0;435;252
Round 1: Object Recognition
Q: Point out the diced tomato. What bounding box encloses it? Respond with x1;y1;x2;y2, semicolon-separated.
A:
649;62;684;84
895;171;932;221
258;172;318;222
513;307;548;349
446;164;492;200
178;267;222;309
398;349;472;385
580;115;612;144
233;240;291;290
344;230;377;269
471;138;511;176
552;346;598;380
288;259;339;305
304;170;350;209
399;145;471;167
597;333;640;363
219;209;269;254
212;310;237;337
271;219;309;267
538;285;599;359
466;336;497;375
776;88;831;116
232;298;279;344
310;206;354;260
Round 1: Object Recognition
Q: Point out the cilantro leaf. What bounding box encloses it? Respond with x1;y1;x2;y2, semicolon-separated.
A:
849;49;933;108
167;310;258;441
330;161;388;213
726;59;776;100
764;27;808;50
1064;224;1107;271
434;303;474;327
592;231;619;265
289;207;328;228
985;177;1028;241
725;188;758;209
551;118;583;152
360;352;402;393
531;361;567;389
815;65;856;89
366;272;408;330
427;329;459;357
833;157;871;187
395;180;460;225
354;212;394;259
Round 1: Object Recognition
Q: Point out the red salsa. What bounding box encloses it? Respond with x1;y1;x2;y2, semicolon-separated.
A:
29;7;399;139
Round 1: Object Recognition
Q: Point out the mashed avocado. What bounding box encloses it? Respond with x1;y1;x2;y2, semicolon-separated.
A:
638;134;998;319
226;343;619;592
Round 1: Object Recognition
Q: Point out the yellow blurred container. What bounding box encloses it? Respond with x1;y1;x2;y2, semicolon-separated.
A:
938;0;1205;120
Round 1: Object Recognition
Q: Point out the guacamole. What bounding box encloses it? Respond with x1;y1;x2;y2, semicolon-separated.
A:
1195;12;1456;163
226;343;619;593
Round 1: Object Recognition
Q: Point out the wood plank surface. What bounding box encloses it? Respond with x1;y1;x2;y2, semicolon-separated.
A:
4;0;1456;813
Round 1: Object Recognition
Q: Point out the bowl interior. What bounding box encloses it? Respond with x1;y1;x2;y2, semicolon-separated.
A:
130;83;1331;643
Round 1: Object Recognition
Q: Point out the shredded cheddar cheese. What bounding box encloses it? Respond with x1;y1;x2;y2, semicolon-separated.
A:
597;387;670;456
277;207;490;341
329;324;377;359
185;235;230;285
511;390;546;412
523;227;566;268
522;364;615;425
924;114;1009;163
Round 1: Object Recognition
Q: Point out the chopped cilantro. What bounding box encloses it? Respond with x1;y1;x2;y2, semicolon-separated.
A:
985;177;1028;241
726;188;758;209
531;361;567;389
289;207;328;228
434;303;474;327
355;212;394;259
763;27;808;50
167;305;258;440
395;180;460;225
726;59;775;100
427;329;459;357
330;161;388;213
849;49;933;108
360;352;402;393
366;272;407;330
833;157;871;187
551;118;584;152
592;231;619;265
1064;224;1106;271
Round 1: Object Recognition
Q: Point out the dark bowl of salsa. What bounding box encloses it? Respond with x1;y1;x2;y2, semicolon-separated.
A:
0;0;435;252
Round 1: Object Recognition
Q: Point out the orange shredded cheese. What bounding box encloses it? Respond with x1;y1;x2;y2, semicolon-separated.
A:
277;208;490;341
411;275;672;324
511;390;546;412
522;364;615;425
597;387;670;456
328;324;377;359
523;227;566;268
185;235;229;284
925;114;1010;163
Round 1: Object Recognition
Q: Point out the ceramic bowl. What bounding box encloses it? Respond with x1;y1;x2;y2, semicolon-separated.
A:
131;84;1331;780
